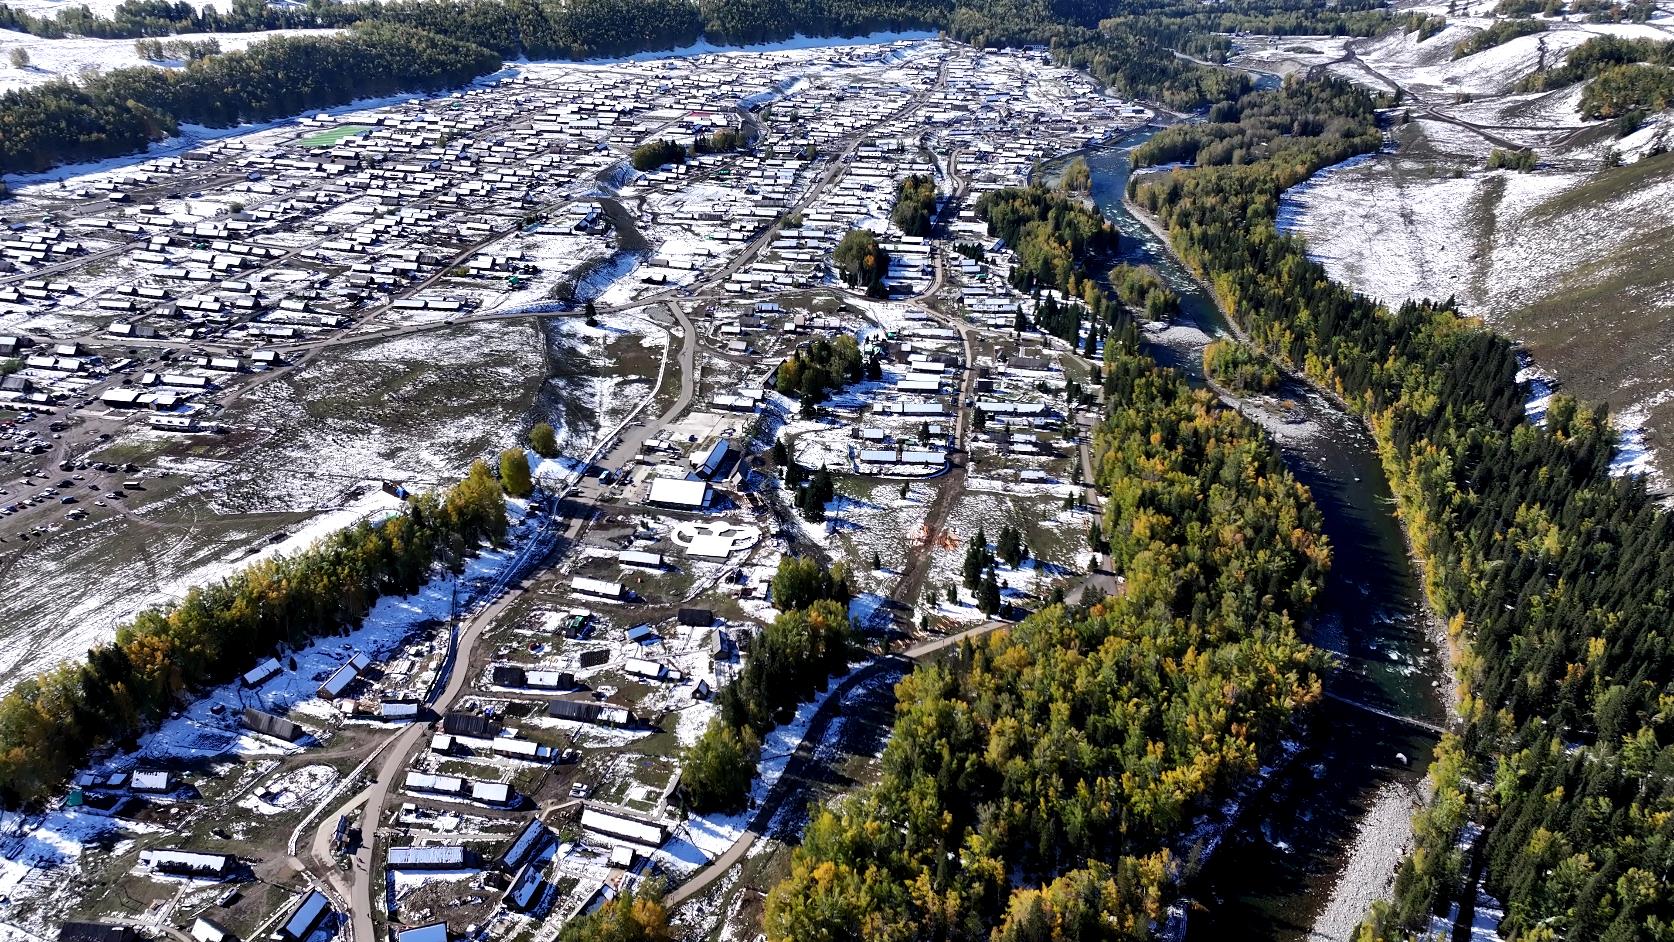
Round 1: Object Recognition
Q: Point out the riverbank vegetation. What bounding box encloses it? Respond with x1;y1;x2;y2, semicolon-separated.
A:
1203;338;1279;393
976;185;1120;291
0;461;508;806
1108;262;1179;320
1132;73;1674;942
976;187;1143;353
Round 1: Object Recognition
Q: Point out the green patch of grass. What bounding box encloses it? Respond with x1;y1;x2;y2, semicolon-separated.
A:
298;124;374;148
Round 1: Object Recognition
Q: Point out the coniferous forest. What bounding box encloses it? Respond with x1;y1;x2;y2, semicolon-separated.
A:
1131;75;1674;942
762;338;1332;939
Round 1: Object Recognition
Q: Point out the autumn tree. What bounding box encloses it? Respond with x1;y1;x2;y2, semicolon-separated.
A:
890;173;937;237
559;885;671;942
1059;156;1091;192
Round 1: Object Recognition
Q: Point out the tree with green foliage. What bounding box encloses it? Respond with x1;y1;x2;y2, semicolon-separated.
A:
1486;146;1538;171
718;601;852;732
775;335;864;402
1059;156;1091;192
797;467;835;522
1452;17;1544;59
769;555;850;612
762;341;1333;942
1203;338;1279;393
498;448;532;498
693;127;744;153
1131;72;1674;942
996;524;1027;568
891;173;938;236
962;530;988;589
0;459;506;806
1;22;504;174
558;885;671;942
977;570;1001;615
630;138;686;171
834;229;889;297
530;421;559;458
681;718;760;812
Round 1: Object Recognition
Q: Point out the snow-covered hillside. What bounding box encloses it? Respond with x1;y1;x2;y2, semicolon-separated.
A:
0;27;342;93
1257;13;1674;482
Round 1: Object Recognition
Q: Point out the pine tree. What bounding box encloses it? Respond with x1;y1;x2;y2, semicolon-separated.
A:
978;570;1001;616
997;525;1025;568
800;468;833;523
963;533;986;590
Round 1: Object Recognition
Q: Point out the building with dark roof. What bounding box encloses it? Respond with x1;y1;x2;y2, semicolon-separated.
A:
58;924;139;942
442;711;502;739
243;708;304;742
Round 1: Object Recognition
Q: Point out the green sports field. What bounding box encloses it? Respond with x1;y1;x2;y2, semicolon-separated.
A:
297;124;374;148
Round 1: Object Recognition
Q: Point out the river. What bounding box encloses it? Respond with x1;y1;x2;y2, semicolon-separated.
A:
1079;140;1449;941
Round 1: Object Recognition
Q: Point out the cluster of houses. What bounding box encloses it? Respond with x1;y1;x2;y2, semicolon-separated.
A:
12;38;1144;942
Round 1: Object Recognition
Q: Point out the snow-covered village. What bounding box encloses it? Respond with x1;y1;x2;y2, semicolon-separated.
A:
0;36;1148;942
7;0;1674;937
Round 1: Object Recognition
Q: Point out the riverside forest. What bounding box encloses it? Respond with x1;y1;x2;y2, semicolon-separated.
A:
0;1;1670;942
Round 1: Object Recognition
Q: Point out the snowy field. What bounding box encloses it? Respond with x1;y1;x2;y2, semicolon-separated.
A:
0;28;342;93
